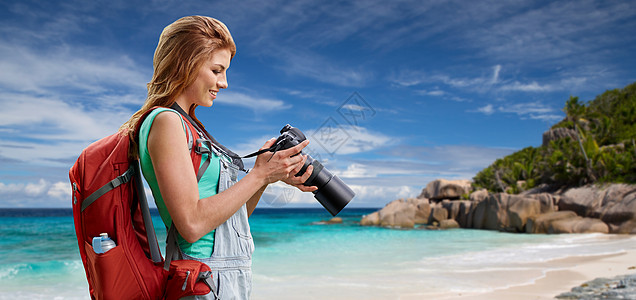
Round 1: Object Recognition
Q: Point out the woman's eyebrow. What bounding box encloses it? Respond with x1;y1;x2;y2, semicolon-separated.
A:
213;64;227;70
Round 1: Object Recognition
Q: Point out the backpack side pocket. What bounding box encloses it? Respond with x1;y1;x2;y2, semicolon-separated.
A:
165;259;215;299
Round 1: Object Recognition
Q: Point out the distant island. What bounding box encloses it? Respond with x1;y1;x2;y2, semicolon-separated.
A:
361;81;636;234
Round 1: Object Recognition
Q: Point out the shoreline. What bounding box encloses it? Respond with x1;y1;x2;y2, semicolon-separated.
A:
459;238;636;299
251;233;636;300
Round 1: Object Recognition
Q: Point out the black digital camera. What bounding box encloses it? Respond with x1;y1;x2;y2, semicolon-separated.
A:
271;124;355;216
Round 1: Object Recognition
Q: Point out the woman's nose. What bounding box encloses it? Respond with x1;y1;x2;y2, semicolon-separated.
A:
218;77;228;89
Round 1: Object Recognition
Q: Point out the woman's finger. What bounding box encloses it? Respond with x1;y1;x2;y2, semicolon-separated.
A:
295;184;318;192
290;155;307;174
260;138;276;150
300;164;313;181
278;140;309;157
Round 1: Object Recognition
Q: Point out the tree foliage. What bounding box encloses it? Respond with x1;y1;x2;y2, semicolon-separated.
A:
473;82;636;193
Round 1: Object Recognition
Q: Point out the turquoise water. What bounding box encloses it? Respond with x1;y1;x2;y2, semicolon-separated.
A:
1;208;635;299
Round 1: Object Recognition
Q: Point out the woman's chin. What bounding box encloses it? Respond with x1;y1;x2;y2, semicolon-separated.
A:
199;100;214;107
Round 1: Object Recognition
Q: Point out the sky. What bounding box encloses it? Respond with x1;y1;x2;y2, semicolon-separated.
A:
0;0;635;208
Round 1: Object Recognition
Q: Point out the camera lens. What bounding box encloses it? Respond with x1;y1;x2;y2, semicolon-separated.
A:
298;150;354;216
310;167;355;216
277;124;355;216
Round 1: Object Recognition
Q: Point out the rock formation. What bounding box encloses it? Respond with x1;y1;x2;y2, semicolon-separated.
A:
418;179;472;201
361;180;636;234
542;127;577;147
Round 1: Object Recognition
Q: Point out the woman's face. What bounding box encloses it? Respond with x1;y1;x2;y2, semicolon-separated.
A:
181;48;231;107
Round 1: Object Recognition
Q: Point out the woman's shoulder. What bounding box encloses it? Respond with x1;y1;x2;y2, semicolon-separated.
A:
146;107;180;121
142;107;188;141
142;107;183;128
152;108;182;122
139;108;188;158
151;109;185;130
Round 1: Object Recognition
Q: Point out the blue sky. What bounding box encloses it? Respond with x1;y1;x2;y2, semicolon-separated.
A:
1;0;635;208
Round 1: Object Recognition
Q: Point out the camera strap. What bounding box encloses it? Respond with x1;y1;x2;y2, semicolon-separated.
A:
170;103;293;167
170;103;247;172
242;141;289;162
242;148;271;159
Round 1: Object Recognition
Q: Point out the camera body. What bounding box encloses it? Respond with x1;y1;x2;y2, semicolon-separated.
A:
272;125;354;216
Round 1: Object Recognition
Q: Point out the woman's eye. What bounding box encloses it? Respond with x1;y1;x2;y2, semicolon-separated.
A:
212;70;221;75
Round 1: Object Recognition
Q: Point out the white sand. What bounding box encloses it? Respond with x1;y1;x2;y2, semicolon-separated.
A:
252;234;636;300
432;238;636;300
469;246;636;299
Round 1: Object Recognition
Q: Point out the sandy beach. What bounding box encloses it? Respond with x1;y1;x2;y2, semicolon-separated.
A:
252;233;636;300
446;236;636;299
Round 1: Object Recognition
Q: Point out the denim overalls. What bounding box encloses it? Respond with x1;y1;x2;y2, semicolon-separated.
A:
181;145;254;300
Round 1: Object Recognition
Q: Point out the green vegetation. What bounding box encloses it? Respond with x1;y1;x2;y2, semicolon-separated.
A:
473;82;636;193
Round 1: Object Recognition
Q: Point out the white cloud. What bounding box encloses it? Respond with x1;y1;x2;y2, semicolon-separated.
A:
336;163;375;178
477;104;495;115
0;93;128;139
434;74;488;89
0;182;24;194
276;49;368;87
393;66;499;94
230;125;392;166
499;102;553;115
0;179;69;204
472;101;563;121
391;70;427;87
379;144;517;179
0;30;149;168
248;142;516;208
466;1;636;65
392;63;605;103
258;179;422;208
416;89;446;97
47;181;71;200
0;43;147;96
499;102;563;121
499;81;554;92
307;124;392;156
215;91;291;112
25;179;48;196
492;65;501;84
0;93;131;166
349;185;420;204
341;104;368;111
260;182;311;207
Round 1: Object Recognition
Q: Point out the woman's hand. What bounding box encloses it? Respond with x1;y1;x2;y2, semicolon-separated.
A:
282;161;318;192
252;139;317;192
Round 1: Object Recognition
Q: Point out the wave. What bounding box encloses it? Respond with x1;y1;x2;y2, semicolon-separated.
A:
0;259;84;280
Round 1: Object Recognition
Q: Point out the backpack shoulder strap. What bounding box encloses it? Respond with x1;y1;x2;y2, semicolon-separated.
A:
133;159;162;263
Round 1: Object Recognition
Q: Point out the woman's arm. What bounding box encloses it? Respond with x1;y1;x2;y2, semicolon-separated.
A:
148;112;308;243
246;185;266;217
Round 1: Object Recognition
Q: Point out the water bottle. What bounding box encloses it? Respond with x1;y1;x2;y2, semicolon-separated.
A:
92;233;116;254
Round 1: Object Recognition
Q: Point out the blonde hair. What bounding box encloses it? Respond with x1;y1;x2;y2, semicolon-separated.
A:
121;15;236;158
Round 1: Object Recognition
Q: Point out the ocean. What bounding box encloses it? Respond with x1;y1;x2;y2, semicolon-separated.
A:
1;208;635;299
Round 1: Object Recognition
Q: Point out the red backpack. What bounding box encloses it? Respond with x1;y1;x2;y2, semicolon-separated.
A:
69;107;217;300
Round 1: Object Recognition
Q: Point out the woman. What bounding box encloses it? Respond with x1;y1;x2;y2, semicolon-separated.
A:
120;16;317;299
